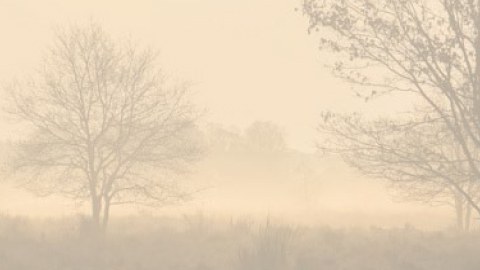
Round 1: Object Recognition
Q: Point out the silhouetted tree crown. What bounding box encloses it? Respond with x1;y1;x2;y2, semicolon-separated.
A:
6;23;202;231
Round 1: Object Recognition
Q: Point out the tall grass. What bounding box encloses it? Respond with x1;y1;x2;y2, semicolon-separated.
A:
0;214;478;270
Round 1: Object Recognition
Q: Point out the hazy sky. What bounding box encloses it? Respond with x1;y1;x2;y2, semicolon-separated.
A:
0;0;447;228
0;0;369;151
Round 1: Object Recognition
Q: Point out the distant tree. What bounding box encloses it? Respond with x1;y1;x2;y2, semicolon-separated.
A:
204;122;287;154
204;124;243;153
244;121;286;153
6;23;201;232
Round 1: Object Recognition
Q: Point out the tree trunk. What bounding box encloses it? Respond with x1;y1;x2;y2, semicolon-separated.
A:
101;196;111;233
454;193;464;231
464;204;472;232
91;195;104;235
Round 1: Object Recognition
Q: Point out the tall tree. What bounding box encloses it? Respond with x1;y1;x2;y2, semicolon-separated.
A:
303;0;480;184
7;23;201;232
303;0;480;225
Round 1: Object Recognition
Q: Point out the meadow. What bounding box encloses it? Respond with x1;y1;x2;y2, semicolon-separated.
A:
0;214;479;270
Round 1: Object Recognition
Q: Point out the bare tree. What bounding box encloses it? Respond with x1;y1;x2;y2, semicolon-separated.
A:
6;23;201;232
303;0;480;227
303;0;480;187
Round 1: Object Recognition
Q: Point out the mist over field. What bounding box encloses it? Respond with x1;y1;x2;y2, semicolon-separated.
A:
1;0;480;269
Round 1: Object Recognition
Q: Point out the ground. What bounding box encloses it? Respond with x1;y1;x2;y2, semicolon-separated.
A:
0;214;478;270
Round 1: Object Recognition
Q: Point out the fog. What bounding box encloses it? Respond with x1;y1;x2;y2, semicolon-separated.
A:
0;0;479;269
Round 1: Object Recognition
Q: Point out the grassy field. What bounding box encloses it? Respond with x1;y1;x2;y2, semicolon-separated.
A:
0;214;479;270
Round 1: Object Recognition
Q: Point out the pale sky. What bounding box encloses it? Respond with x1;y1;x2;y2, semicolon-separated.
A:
0;0;370;151
0;0;447;228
